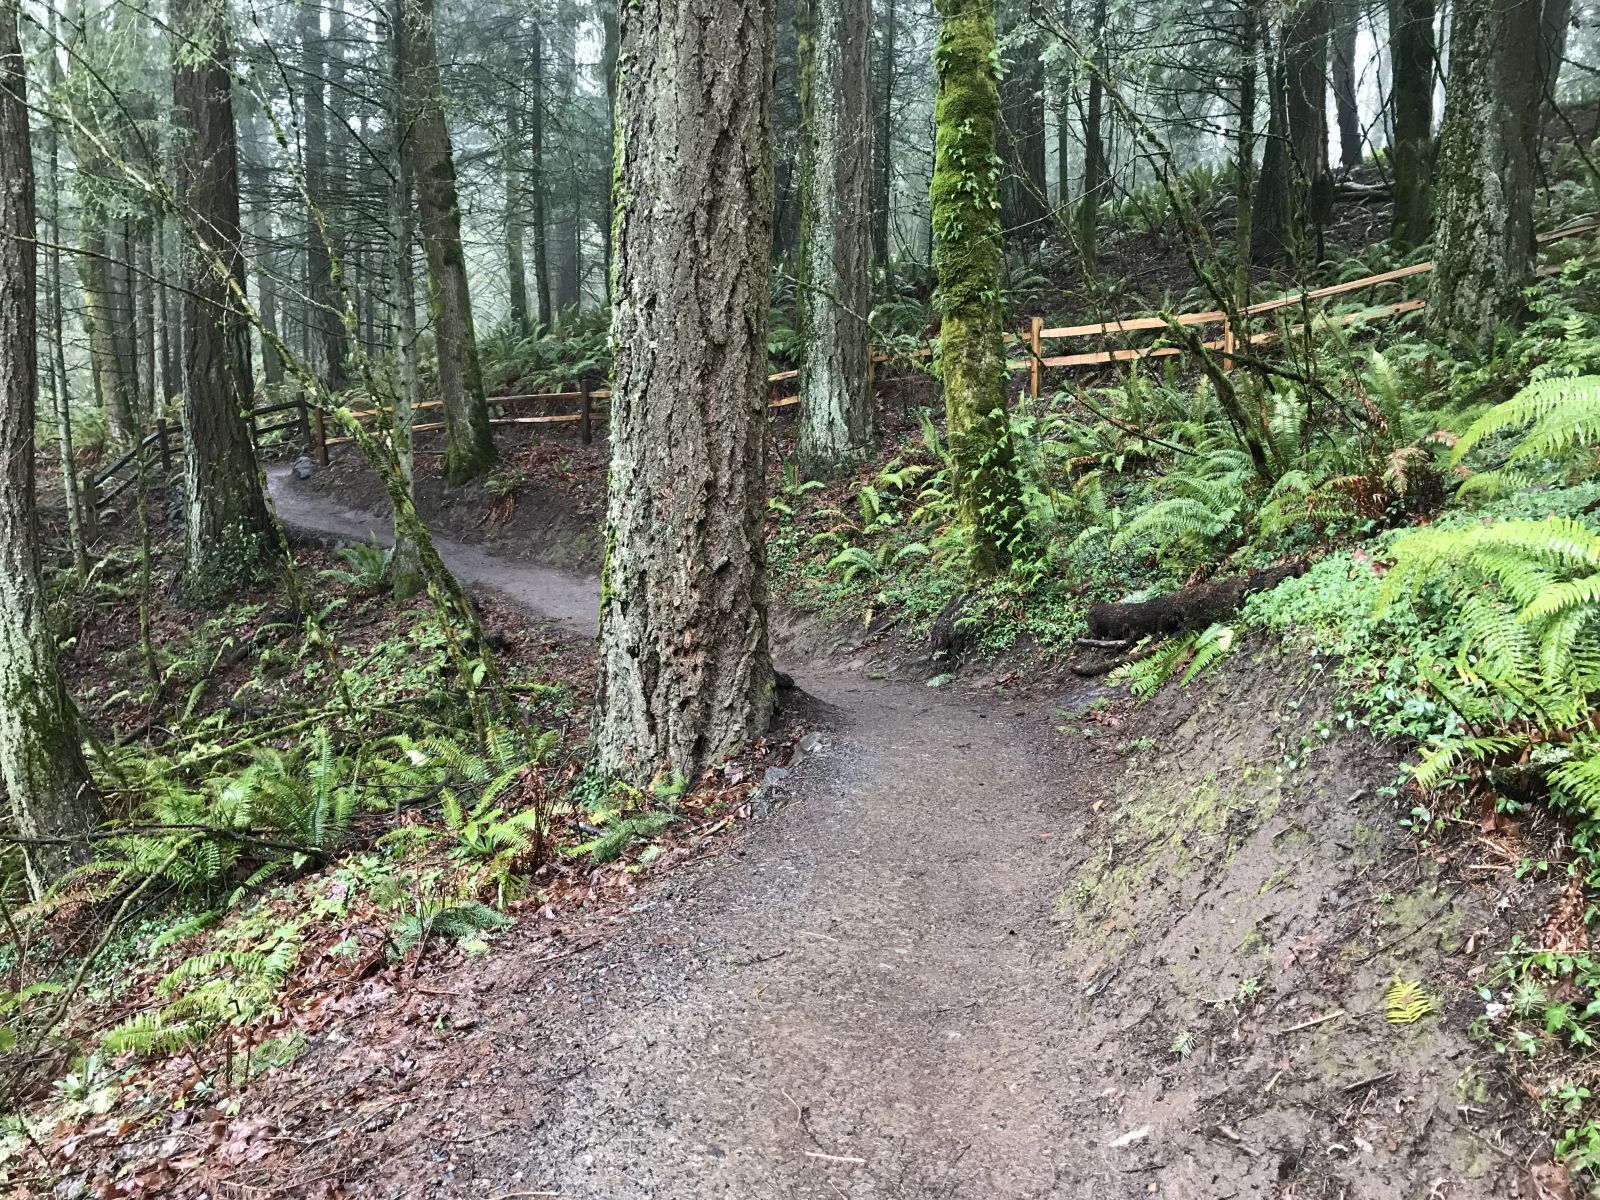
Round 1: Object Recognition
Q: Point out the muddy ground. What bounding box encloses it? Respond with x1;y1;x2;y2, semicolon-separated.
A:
171;477;1562;1199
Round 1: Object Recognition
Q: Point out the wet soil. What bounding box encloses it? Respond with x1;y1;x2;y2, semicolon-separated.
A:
223;482;1551;1200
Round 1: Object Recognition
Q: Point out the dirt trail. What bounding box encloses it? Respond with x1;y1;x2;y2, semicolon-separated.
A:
267;466;600;634
249;473;1533;1199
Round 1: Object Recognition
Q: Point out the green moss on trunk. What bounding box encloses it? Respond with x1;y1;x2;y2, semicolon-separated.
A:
930;0;1027;576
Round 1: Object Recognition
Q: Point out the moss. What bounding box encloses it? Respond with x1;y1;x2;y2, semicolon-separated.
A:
930;0;1027;575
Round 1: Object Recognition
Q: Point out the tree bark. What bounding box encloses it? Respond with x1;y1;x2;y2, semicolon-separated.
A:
399;0;494;484
798;0;874;479
593;0;778;785
175;0;272;597
43;15;89;581
1387;0;1434;247
1076;0;1107;277
601;2;619;299
551;6;581;314
1251;0;1331;264
1234;0;1259;308
530;16;552;327
299;0;350;394
0;0;100;895
1330;0;1363;168
1427;0;1542;342
999;0;1049;239
504;104;529;332
933;0;1029;576
871;0;896;265
389;0;423;601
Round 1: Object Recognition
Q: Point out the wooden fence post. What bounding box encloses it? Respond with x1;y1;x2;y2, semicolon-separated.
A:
155;418;172;473
579;381;593;446
1221;317;1235;372
312;402;329;466
1029;316;1043;402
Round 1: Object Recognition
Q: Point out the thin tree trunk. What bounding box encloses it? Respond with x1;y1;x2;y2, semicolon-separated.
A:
1252;0;1330;264
504;105;529;333
1538;0;1570;119
399;0;494;484
389;0;423;601
551;7;580;313
44;14;89;580
999;0;1049;239
175;0;272;596
1076;0;1107;277
0;0;100;895
1428;0;1543;340
798;0;874;479
601;3;618;298
871;0;895;265
1330;0;1362;169
158;216;182;402
300;0;350;393
1235;0;1258;307
1387;0;1433;247
530;16;552;326
593;0;778;785
136;232;155;412
933;0;1028;575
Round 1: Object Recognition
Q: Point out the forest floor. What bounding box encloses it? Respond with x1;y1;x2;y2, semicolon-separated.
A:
173;468;1561;1199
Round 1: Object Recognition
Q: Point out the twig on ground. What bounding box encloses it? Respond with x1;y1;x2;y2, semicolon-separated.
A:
1274;1009;1346;1035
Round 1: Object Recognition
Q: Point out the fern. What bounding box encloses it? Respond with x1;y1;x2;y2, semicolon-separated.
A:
1113;624;1236;699
1384;976;1433;1024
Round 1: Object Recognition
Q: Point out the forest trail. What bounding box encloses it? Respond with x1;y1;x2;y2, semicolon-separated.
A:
251;469;1522;1199
266;465;601;634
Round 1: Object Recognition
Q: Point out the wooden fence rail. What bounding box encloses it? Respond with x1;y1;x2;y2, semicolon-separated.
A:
91;216;1600;505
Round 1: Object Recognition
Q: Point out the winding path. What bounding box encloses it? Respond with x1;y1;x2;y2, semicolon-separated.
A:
251;468;1504;1200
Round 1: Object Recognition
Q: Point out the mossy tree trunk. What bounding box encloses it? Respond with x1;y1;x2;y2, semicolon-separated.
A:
175;0;272;598
1427;0;1542;342
1386;0;1434;248
593;0;778;786
797;0;874;480
399;0;494;484
932;0;1029;576
0;0;101;894
1233;0;1259;308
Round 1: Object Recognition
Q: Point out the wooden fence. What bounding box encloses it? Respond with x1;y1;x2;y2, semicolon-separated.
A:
91;399;309;507
92;216;1600;505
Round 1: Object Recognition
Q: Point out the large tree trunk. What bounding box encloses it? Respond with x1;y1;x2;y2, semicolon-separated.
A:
1330;0;1363;169
299;0;350;394
999;0;1049;240
798;0;874;479
1538;0;1570;117
871;0;896;265
1251;0;1331;264
1427;0;1542;342
0;0;100;895
933;0;1028;576
175;0;271;597
399;0;494;484
1387;0;1434;247
593;0;778;785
